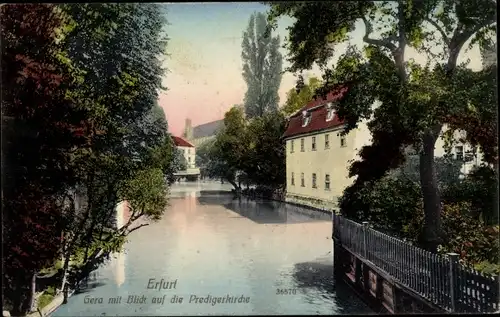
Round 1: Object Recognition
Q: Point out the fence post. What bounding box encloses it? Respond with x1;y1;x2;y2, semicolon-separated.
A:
447;253;459;312
362;221;369;258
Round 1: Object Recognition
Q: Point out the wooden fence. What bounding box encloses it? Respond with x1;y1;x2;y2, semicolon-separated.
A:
333;214;500;313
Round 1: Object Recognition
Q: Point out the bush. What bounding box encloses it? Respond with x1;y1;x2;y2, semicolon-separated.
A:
442;165;498;225
439;202;499;265
339;176;422;238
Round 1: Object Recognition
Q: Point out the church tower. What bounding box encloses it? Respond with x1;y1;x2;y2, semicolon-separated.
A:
183;118;193;140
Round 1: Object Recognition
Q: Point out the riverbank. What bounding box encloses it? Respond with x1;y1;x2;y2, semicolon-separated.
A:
26;289;75;317
241;188;335;216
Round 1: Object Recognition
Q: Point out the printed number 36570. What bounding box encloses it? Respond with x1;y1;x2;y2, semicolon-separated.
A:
276;288;297;295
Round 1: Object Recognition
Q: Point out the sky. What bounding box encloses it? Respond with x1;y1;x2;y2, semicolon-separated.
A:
159;2;486;136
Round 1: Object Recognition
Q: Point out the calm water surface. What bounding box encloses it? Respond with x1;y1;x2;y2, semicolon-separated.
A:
52;182;372;316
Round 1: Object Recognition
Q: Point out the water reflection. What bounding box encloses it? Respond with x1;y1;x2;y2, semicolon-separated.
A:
51;182;371;316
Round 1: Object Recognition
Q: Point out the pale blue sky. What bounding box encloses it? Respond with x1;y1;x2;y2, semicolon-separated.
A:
159;2;485;135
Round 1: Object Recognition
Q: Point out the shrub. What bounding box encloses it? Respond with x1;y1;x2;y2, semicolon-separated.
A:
339;176;422;238
442;165;498;225
439;202;499;265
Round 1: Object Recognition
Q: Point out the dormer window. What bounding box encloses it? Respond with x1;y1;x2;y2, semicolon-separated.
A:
326;103;335;122
302;110;311;127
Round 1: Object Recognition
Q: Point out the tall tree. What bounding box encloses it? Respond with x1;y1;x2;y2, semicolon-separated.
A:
241;12;283;118
281;76;322;116
1;4;88;314
208;107;251;190
268;0;496;252
55;3;171;302
246;110;287;188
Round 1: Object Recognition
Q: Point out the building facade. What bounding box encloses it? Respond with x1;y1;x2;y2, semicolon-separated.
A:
172;136;196;169
182;119;224;148
282;86;372;210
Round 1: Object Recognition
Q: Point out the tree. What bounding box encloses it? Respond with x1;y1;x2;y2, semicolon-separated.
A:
208;107;251;190
1;4;90;314
172;148;188;172
268;0;496;252
245;110;287;188
281;76;322;116
196;139;216;179
241;12;283;118
54;3;171;302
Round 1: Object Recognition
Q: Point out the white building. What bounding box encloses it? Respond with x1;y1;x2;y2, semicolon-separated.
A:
172;136;196;169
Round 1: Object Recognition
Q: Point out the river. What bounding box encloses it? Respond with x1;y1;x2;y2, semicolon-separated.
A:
51;182;372;316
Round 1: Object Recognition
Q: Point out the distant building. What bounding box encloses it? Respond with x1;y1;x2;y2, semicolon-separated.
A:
188;119;224;147
182;105;244;148
172;136;196;169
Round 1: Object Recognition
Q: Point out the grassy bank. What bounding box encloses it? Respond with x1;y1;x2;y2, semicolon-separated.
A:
37;287;56;310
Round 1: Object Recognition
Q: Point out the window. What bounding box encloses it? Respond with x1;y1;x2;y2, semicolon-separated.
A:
312;173;317;188
291;172;295;185
326;103;335;121
291;140;294;153
340;136;346;147
301;173;305;187
301;138;305;152
455;146;464;160
325;134;330;149
325;174;330;190
301;111;311;127
312;136;316;151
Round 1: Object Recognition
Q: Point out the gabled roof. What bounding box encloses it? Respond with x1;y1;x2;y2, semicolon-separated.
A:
192;119;224;139
172;135;194;148
282;85;348;139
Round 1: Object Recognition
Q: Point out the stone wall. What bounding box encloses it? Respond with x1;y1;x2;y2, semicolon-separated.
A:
285;193;338;212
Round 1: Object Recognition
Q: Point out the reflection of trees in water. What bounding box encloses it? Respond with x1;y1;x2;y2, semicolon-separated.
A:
293;262;335;295
74;271;107;294
292;261;374;315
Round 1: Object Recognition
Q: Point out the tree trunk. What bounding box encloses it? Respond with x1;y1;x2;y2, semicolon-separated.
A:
61;251;71;304
419;126;443;253
228;180;240;193
28;273;36;313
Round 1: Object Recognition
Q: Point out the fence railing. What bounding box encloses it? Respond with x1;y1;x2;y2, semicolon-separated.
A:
333;213;500;313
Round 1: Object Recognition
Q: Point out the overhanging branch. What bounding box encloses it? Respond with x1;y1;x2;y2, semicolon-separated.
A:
425;18;450;47
361;16;397;52
127;223;149;234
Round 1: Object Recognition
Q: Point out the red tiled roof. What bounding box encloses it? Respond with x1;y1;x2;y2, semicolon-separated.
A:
282;86;348;139
172;136;194;148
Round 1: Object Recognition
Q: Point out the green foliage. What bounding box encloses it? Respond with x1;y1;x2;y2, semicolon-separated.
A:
390;154;463;188
473;261;500;276
245;111;287;188
205;107;287;190
281;76;322;116
439;203;499;265
171;147;188;172
120;168;168;221
242;12;283;118
339;175;423;238
442;165;498;225
37;292;55;310
206;107;249;187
